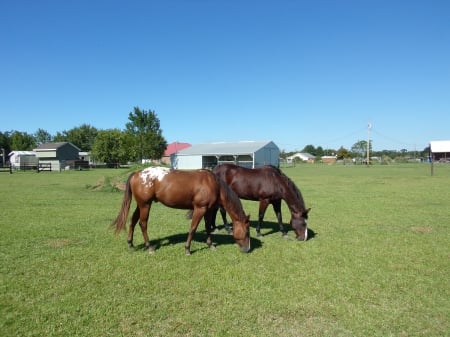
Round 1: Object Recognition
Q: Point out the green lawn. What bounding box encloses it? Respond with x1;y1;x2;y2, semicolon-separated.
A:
1;164;449;336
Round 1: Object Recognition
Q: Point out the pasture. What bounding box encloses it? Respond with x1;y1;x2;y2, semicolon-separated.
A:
1;164;449;336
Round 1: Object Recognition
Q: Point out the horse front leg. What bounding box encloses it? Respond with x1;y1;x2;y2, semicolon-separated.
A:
272;200;287;237
220;206;232;234
257;200;270;237
185;207;206;255
204;209;216;250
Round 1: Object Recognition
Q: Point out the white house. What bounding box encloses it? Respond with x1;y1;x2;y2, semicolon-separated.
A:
287;152;316;163
171;141;280;169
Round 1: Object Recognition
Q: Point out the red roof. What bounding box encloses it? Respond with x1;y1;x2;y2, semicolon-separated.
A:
164;142;191;156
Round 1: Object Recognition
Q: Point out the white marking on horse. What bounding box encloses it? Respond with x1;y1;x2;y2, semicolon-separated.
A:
139;167;170;187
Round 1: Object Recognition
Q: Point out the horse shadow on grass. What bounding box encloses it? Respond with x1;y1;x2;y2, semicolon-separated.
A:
251;220;317;240
132;226;263;255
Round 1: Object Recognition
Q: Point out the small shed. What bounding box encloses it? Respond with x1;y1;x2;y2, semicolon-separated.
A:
9;151;38;170
34;142;81;171
171;141;280;169
321;155;337;164
430;140;450;162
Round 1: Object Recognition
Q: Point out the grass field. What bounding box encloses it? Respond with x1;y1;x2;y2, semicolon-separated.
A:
1;164;449;336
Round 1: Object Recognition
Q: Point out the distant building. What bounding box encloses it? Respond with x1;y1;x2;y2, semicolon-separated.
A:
161;142;191;165
287;152;316;163
8;151;38;170
321;155;337;164
34;142;81;171
430;140;450;162
171;141;280;169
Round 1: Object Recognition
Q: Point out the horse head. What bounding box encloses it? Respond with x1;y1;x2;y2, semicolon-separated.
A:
291;208;311;241
232;214;251;253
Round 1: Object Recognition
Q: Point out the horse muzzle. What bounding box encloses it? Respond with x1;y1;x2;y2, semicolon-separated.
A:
296;227;308;241
240;245;250;253
239;239;251;253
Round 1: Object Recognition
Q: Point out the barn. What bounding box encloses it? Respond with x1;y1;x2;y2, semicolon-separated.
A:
34;142;81;171
430;140;450;162
171;141;280;169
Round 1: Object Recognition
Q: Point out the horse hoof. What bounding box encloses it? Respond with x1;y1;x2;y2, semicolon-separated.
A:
256;232;262;237
282;233;289;239
209;245;216;250
185;250;191;256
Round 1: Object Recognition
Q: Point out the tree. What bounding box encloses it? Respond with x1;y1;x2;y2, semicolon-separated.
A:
91;129;129;166
34;128;52;146
54;124;98;151
302;144;316;155
351;140;371;158
336;146;351;160
125;107;167;162
316;146;324;157
9;131;36;150
0;131;11;164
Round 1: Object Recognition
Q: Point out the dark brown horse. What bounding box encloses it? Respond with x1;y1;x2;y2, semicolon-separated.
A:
112;167;250;255
212;164;310;240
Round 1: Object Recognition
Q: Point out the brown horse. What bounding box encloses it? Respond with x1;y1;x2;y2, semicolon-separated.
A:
212;164;310;240
112;166;250;255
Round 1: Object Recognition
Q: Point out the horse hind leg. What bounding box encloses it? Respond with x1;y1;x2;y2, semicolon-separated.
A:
137;203;154;253
220;207;232;234
204;209;216;250
127;206;140;249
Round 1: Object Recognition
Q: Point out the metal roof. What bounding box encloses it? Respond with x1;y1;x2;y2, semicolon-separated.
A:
34;142;81;151
176;141;278;156
287;152;316;160
8;151;36;156
430;140;450;153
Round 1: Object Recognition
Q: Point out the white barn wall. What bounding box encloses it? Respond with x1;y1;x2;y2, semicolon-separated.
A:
173;155;203;169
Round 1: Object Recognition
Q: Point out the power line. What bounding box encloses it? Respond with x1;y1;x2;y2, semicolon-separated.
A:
371;128;428;150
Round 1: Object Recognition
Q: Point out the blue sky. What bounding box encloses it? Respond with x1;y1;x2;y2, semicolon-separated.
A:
1;0;449;152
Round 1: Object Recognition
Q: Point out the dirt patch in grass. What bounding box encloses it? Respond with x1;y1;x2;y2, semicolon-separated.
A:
88;177;125;192
114;182;126;191
46;239;72;248
411;226;433;234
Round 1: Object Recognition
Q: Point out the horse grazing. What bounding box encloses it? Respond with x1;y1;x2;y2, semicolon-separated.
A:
112;167;250;255
212;164;310;240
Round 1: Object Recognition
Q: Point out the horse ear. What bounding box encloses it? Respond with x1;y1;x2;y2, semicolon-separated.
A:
306;208;311;214
246;214;251;221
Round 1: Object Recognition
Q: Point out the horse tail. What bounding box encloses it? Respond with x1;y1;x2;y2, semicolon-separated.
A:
111;173;134;234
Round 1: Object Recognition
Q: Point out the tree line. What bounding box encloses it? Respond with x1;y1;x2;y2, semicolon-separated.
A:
1;106;429;165
282;141;430;163
0;107;167;165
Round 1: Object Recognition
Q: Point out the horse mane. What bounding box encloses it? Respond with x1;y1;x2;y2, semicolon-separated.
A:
266;165;305;209
216;175;246;220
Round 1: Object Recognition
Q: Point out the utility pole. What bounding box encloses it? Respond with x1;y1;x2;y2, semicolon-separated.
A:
367;122;371;165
